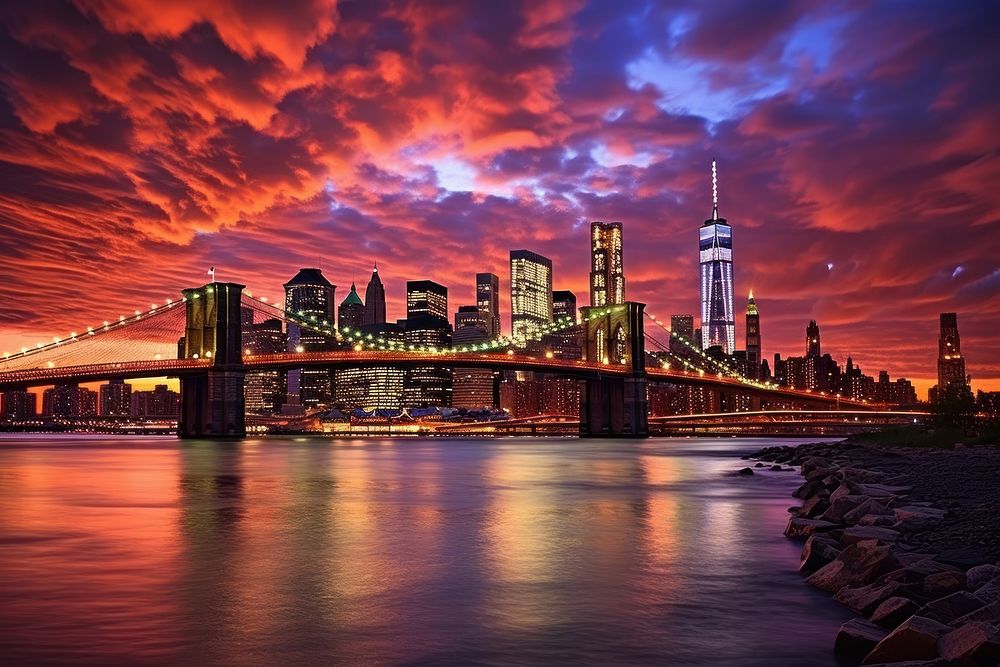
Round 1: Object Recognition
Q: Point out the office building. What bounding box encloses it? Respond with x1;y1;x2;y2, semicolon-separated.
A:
590;221;624;306
451;324;497;409
338;282;366;331
699;160;735;353
407;280;448;321
42;384;97;417
364;264;387;325
283;268;335;410
244;318;286;414
99;379;131;417
670;314;695;356
334;323;405;411
130;384;180;418
476;272;501;338
936;312;967;395
1;390;36;420
455;305;484;331
806;320;821;357
552;290;578;323
745;292;760;379
510;249;553;345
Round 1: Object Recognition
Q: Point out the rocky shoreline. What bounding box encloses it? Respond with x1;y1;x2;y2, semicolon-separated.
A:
745;441;1000;666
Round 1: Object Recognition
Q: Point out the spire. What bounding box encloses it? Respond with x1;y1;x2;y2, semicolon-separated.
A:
746;290;758;315
711;158;719;220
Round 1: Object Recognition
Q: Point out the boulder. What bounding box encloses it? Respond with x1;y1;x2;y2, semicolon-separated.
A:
858;513;896;527
871;596;920;629
843;498;888;526
858;483;912;497
894;506;947;524
754;462;765;468
769;464;785;471
923;571;965;598
835;581;905;616
807;541;901;593
966;564;1000;592
842;526;900;546
937;621;1000;663
830;482;856;504
785;517;837;540
793;479;826;499
737;467;754;476
799;495;829;519
800;533;842;573
918;591;985;624
835;617;888;662
862;615;951;664
974;580;1000;604
951;600;1000;626
822;495;865;524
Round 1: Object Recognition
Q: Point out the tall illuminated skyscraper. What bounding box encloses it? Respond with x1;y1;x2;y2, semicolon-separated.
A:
364;264;386;326
937;312;967;392
806;320;821;357
476;272;500;338
510;250;553;345
699;160;735;353
745;292;760;379
283;268;335;410
590;221;624;306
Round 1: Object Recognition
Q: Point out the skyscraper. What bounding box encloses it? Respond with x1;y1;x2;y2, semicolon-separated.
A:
670;314;695;355
590;221;624;306
806;320;821;357
699;160;735;353
937;312;967;393
338;282;365;331
283;268;335;410
364;264;387;326
510;249;553;345
476;272;500;338
552;290;578;323
404;280;452;407
244;318;286;414
455;304;484;331
745;291;760;379
99;379;131;417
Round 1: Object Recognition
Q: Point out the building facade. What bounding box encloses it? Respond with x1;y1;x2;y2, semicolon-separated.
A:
745;292;760;379
364;264;387;326
806;320;821;357
283;268;335;410
338;283;366;331
476;272;501;339
590;221;624;306
552;290;578;323
99;379;131;417
699;160;735;353
936;312;967;395
510;249;553;346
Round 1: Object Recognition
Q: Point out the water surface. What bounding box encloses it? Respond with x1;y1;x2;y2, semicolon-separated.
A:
0;435;849;665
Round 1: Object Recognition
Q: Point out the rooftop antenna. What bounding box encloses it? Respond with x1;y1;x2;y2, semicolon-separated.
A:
207;266;216;283
711;158;719;220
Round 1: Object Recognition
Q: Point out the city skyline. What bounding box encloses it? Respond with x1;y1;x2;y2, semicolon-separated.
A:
0;2;998;398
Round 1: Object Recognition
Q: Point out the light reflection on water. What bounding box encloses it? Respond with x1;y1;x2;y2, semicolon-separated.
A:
0;436;849;665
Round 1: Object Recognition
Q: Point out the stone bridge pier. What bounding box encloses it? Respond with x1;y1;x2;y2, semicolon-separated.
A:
178;282;246;438
579;302;648;438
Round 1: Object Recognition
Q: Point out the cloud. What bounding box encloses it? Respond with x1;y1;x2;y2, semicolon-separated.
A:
0;0;998;397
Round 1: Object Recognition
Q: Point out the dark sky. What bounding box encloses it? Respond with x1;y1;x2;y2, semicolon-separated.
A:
0;0;998;397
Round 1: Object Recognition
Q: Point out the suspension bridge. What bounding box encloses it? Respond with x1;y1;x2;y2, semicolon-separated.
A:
0;281;882;438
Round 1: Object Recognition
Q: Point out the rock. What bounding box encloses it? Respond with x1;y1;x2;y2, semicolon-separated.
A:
952;599;1000;626
871;596;920;629
862;615;951;664
858;513;896;527
842;526;900;546
822;495;865;524
835;581;905;615
923;571;965;597
830;482;856;504
894;506;947;524
785;517;837;539
937;621;1000;663
793;479;827;499
843;498;888;526
974;580;1000;604
807;541;902;593
858;483;912;497
755;462;765;468
770;464;783;471
966;564;1000;592
799;495;829;519
835;617;888;661
800;533;842;573
918;591;985;624
737;467;755;476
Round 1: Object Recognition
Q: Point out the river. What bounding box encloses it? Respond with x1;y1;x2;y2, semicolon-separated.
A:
0;435;850;665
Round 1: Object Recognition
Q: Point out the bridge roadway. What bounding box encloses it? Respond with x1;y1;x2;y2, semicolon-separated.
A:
0;350;876;409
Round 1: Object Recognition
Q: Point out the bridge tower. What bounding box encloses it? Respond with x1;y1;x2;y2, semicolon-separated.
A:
579;302;648;438
178;282;246;438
